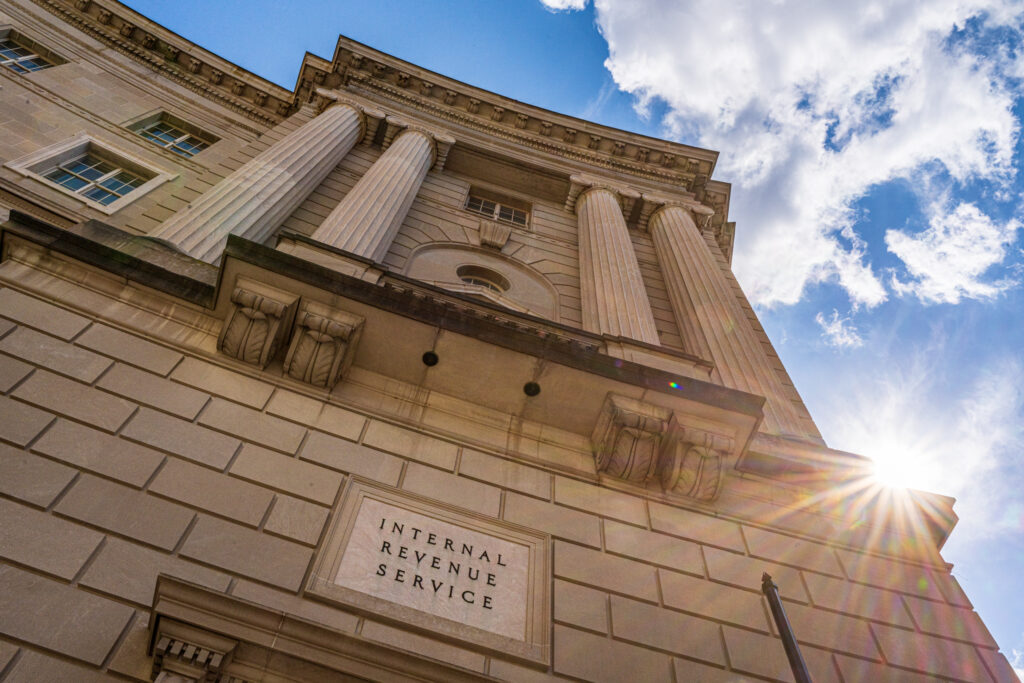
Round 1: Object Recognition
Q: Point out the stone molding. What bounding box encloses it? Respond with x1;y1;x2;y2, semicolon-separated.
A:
217;278;299;369
591;394;733;502
478;218;512;250
32;0;290;126
283;300;364;389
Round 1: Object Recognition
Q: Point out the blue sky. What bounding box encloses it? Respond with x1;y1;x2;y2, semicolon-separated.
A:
123;0;1024;668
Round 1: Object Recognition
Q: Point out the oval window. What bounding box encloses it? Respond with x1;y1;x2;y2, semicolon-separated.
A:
456;265;511;294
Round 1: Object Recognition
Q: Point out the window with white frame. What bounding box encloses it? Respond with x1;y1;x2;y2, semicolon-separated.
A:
137;119;211;157
41;153;148;206
5;134;178;215
0;29;63;74
464;189;530;228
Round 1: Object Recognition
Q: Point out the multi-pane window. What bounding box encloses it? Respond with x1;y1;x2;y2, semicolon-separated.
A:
465;194;529;227
41;153;149;206
138;120;210;157
0;36;55;73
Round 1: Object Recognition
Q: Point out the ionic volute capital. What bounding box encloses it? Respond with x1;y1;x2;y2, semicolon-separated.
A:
313;87;385;143
381;115;455;170
641;192;715;231
565;174;641;215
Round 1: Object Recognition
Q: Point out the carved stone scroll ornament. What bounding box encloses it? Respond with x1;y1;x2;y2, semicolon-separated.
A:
591;395;671;484
658;420;733;502
283;303;364;389
218;281;299;368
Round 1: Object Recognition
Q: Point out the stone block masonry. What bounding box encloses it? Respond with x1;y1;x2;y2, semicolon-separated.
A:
0;283;1016;680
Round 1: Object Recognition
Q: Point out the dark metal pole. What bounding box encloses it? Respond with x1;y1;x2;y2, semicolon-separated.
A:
761;572;813;683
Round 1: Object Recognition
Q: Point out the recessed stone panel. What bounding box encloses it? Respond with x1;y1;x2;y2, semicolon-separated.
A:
309;477;550;665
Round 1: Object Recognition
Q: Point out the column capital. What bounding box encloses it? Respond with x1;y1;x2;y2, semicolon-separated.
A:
314;87;386;144
641;192;716;231
381;115;456;171
565;174;641;215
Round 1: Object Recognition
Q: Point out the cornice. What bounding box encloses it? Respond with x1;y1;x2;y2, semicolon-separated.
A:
32;0;295;128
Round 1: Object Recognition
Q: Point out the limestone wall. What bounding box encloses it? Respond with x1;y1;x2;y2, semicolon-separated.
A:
0;282;1014;682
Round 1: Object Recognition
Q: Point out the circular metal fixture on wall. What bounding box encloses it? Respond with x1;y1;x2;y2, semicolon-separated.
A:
523;381;541;397
422;351;439;366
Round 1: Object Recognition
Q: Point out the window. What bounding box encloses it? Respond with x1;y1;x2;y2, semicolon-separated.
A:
457;265;510;294
5;133;178;215
465;191;529;227
137;120;211;157
126;112;218;158
0;30;63;74
41;153;148;206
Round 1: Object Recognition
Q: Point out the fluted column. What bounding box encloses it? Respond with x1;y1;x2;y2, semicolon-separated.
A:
574;183;660;344
312;120;450;262
151;101;365;263
649;203;804;435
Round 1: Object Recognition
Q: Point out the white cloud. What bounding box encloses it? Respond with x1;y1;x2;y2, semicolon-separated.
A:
539;0;588;10
815;309;864;348
886;202;1021;304
823;350;1024;537
585;0;1023;307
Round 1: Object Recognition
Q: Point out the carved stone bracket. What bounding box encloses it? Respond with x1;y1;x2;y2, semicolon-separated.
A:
591;394;733;501
592;395;671;484
658;416;733;502
218;278;299;369
478;218;512;249
151;619;238;683
283;301;364;389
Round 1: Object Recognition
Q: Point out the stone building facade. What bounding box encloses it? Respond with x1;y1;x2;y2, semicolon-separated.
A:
0;1;1017;681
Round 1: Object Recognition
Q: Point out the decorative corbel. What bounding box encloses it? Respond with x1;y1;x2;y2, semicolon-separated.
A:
478;218;512;249
188;57;202;74
253;91;267;106
591;394;671;484
276;101;292;117
433;133;455;171
208;69;223;85
218;279;299;369
613;141;626;156
515;113;529;129
657;417;733;502
283;301;364;390
444;89;458;105
636;148;649;163
491;106;505;122
164;46;180;62
420;81;434;96
588;134;602;150
562;128;577;144
349;53;364;69
141;34;157;49
74;0;91;11
97;8;112;24
231;81;245;96
539;121;553;136
151;620;238;683
396;71;411;87
119;22;135;38
467;98;481;114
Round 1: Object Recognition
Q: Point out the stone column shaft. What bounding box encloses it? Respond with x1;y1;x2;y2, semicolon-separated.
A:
649;205;804;435
577;188;660;345
311;128;434;262
152;103;363;263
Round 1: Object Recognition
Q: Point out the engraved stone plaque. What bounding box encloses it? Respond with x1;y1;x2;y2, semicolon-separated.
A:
309;478;551;665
